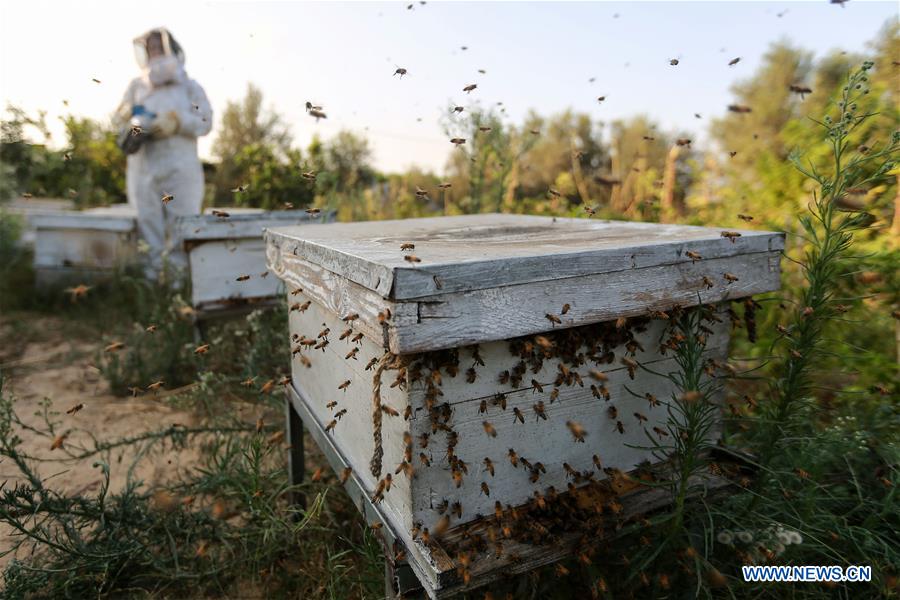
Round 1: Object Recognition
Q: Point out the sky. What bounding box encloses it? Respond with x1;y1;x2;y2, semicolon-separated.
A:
0;1;896;174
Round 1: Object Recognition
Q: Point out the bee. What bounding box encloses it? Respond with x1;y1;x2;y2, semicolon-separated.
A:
531;379;544;394
723;272;739;283
372;478;387;503
49;432;65;449
646;393;660;408
589;369;608;382
512;407;525;424
318;327;330;339
211;209;231;218
415;186;429;199
452;106;464;114
483;457;495;476
381;404;399;417
325;419;338;432
147;380;165;391
345;348;359;360
305;207;321;216
482;421;497;437
66;403;84;415
616;421;625;434
437;182;452;190
478;126;492;132
533;401;547;421
400;243;415;251
378;308;392;323
701;275;715;289
738;213;754;221
451;470;463;488
161;193;174;204
450;137;466;146
727;104;752;114
404;254;422;263
308;109;327;120
669;58;679;66
481;482;491;496
634;411;648;423
339;328;352;340
508;448;519;467
240;376;256;387
728;57;741;66
567;420;587;442
549;388;560;403
104;341;124;352
404;405;412;420
686;250;702;262
194;344;210;355
676;138;691;146
394;67;408;77
236;275;250;282
419;452;431;466
493;393;507;410
597;96;606;103
721;230;742;242
545;313;561;325
583;205;596;216
607;405;618;419
300;170;317;181
621;356;638;379
463;83;477;93
547;187;562;198
338;380;351;391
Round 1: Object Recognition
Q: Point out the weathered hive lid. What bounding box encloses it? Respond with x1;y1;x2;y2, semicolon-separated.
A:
176;209;334;242
267;214;784;353
31;204;136;232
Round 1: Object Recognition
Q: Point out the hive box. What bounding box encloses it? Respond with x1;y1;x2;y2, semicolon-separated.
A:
175;209;334;315
266;214;783;594
32;204;137;287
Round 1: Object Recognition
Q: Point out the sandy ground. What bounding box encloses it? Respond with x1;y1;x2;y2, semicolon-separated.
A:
0;313;204;568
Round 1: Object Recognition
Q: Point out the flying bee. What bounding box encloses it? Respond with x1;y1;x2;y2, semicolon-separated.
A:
512;407;525;424
738;213;754;221
305;207;321;217
438;182;452;189
478;126;492;132
721;230;742;242
728;57;741;66
589;369;608;382
686;250;702;262
597;96;606;103
161;193;174;204
450;137;466;146
676;138;691;147
325;419;338;432
547;187;562;198
452;106;464;113
381;404;399;417
212;209;231;218
301;170;317;180
533;401;547;421
567;420;587;442
236;274;250;282
308;109;327;120
728;104;752;113
338;380;351;391
723;272;739;283
669;58;679;66
404;254;422;263
400;242;415;251
194;344;210;355
50;433;68;450
66;403;84;415
483;457;495;476
634;412;648;423
583;205;596;216
147;380;165;391
393;67;407;77
415;186;429;199
545;313;561;325
463;83;477;93
378;308;392;323
482;421;497;437
104;341;124;352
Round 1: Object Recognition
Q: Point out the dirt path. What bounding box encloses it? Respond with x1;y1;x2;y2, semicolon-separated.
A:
0;313;204;568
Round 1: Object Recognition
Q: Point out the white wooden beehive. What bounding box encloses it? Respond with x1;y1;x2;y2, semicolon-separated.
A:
31;204;137;287
175;209;334;314
266;213;783;593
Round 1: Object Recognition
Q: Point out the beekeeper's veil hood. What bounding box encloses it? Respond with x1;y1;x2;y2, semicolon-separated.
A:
133;28;186;87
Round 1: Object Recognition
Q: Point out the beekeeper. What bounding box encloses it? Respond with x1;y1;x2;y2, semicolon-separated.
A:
116;27;212;278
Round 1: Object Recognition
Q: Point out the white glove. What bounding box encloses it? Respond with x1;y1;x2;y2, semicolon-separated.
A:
151;110;180;138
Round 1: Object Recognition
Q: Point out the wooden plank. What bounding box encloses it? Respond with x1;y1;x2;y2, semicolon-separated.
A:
178;210;334;241
391;251;779;353
31;205;136;231
266;214;784;300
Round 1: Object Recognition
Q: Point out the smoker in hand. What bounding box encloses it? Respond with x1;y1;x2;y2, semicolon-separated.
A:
115;27;212;279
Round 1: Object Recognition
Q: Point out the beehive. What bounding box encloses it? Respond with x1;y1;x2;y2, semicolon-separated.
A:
175;209;334;315
32;204;137;287
266;213;783;594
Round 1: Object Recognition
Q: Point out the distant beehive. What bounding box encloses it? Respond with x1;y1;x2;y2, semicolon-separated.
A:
175;209;335;316
31;205;137;288
266;213;783;595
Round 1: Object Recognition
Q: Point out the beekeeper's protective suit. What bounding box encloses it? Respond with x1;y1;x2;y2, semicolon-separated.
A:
116;28;212;278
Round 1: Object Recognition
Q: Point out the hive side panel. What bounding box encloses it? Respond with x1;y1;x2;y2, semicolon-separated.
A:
188;239;282;307
288;288;415;532
34;229;134;269
396;251;779;353
407;320;731;532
